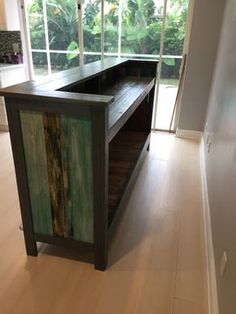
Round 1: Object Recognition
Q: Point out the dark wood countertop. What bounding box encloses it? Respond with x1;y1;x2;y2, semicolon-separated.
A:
0;58;157;139
0;58;129;106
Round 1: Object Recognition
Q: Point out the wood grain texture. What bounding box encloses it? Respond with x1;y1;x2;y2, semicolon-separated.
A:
43;113;67;238
21;110;94;242
92;106;109;270
0;58;129;98
106;77;155;141
20;111;53;236
61;115;94;243
106;77;154;129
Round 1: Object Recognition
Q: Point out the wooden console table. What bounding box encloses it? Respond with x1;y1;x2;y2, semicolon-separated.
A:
0;58;157;270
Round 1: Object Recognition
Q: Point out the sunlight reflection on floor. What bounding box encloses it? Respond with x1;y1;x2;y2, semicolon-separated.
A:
150;132;175;161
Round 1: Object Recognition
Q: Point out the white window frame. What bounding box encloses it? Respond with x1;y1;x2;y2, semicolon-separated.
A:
20;0;187;133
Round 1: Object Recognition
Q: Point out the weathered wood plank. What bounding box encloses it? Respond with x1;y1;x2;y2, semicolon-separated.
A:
20;111;53;235
61;115;94;243
43;113;67;237
106;77;155;141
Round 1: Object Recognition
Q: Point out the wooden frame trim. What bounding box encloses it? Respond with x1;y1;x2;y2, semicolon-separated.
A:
34;234;94;251
15;98;93;116
92;106;109;270
0;90;113;108
5;97;38;256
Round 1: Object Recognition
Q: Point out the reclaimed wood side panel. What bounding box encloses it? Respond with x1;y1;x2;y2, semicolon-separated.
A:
20;110;94;243
20;111;53;235
61;115;94;243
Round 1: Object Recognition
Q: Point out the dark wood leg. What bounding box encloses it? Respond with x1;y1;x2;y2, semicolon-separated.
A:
24;237;38;256
95;249;107;271
92;107;109;271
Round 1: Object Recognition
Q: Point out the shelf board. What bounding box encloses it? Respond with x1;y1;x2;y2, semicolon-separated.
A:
108;130;149;225
104;76;155;141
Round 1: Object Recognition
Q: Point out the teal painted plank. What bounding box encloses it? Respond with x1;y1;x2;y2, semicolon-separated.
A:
20;111;53;235
61;115;94;243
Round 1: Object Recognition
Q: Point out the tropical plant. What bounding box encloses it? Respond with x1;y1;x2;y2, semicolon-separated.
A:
28;0;189;76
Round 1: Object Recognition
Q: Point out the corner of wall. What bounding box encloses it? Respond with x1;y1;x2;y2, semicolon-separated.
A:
176;128;202;140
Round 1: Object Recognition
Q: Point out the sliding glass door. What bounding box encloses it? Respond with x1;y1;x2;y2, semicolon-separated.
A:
24;0;165;76
153;0;189;131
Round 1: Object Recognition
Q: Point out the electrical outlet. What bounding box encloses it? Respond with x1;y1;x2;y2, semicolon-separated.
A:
220;251;228;277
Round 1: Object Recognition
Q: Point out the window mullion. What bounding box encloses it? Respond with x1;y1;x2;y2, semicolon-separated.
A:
118;0;122;57
77;0;84;65
101;0;105;60
42;0;51;75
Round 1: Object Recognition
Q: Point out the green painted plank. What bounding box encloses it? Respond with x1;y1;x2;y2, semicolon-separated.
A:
43;113;67;237
61;115;94;243
20;111;53;235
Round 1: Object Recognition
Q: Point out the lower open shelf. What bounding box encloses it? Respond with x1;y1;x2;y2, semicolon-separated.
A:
108;130;149;225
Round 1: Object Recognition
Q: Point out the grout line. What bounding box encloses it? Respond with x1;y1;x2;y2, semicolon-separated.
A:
171;205;183;307
171;150;185;314
171;210;182;314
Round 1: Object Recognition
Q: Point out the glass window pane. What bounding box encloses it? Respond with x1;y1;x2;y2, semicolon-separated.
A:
32;52;48;76
84;54;101;64
83;0;101;53
121;0;163;55
50;53;80;73
155;57;181;130
46;0;79;51
27;0;46;49
104;0;119;53
163;0;188;56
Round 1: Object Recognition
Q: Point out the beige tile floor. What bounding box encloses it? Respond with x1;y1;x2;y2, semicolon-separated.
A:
0;131;208;314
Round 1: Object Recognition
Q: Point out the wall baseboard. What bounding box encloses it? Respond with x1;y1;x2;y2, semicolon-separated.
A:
0;124;9;132
200;137;219;314
176;128;202;140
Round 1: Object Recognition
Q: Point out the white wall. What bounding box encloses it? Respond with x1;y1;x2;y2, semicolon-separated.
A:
178;0;226;131
5;0;20;30
1;0;20;31
204;0;236;313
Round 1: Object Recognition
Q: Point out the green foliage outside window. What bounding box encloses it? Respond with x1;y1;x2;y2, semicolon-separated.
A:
28;0;188;78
